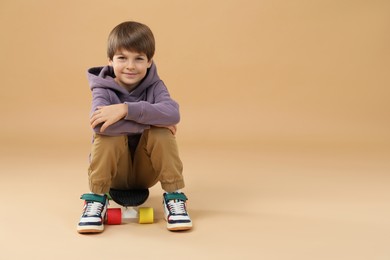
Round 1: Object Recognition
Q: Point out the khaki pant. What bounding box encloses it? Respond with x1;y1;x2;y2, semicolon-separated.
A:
88;127;184;194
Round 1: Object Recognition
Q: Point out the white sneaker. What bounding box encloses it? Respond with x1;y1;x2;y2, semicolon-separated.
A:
163;192;192;231
77;193;108;234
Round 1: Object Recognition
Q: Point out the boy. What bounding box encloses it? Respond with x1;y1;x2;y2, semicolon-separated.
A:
77;21;192;233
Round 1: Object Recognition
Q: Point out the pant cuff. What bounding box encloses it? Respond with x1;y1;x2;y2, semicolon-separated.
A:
89;183;111;194
161;180;185;193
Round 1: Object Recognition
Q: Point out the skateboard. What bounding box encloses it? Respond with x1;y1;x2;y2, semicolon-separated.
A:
105;188;154;224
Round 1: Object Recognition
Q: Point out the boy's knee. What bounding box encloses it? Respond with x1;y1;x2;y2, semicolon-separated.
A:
149;126;172;136
146;127;175;143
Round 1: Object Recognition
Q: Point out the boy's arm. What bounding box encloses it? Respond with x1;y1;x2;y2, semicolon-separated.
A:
91;88;149;135
124;81;180;126
90;104;126;132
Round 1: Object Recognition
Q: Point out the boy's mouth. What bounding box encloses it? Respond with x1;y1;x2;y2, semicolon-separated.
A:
123;72;138;78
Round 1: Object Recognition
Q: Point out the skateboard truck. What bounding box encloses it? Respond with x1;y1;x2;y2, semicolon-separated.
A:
106;188;154;225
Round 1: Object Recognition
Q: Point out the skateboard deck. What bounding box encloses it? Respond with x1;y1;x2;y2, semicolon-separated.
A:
106;188;153;224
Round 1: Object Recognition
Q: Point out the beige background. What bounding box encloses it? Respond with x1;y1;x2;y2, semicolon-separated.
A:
0;0;389;259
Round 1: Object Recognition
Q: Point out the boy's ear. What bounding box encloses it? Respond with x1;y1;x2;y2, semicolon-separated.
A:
147;59;153;68
108;59;113;66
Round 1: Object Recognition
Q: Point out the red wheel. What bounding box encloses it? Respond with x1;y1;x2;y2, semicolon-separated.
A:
106;208;122;225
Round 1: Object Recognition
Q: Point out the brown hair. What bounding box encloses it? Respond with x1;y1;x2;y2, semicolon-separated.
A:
107;21;155;61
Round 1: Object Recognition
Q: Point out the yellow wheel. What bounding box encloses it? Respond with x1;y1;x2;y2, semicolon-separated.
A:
139;207;154;224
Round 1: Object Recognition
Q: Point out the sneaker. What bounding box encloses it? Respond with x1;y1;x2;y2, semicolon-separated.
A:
163;192;193;231
77;193;108;234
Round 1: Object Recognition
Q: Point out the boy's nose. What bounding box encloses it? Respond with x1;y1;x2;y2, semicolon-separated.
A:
126;61;136;70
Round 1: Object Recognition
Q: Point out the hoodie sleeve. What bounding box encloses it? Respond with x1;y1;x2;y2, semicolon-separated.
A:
124;81;180;126
91;88;150;136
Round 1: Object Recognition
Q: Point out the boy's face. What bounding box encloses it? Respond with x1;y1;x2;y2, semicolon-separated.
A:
109;49;152;91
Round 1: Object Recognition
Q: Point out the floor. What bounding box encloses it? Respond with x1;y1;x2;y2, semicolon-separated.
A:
0;139;389;260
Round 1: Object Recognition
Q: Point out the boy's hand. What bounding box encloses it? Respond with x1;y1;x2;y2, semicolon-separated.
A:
165;125;177;135
90;104;127;132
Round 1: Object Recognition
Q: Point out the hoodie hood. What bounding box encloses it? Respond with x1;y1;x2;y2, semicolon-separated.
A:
87;62;161;99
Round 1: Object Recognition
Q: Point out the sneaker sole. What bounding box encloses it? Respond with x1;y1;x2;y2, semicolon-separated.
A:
77;225;104;234
166;221;193;231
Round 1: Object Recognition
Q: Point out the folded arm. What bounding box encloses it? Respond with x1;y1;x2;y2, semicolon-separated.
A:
90;88;149;135
124;82;180;126
90;83;179;135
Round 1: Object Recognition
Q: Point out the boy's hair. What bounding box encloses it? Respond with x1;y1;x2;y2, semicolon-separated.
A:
107;21;155;61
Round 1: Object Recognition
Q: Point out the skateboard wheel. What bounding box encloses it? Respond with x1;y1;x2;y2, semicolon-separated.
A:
138;207;153;224
106;208;121;225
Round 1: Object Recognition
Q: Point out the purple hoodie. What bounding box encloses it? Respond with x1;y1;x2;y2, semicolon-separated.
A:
87;62;180;136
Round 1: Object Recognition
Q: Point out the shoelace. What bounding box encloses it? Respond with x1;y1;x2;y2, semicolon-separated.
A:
167;199;186;215
84;201;103;217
